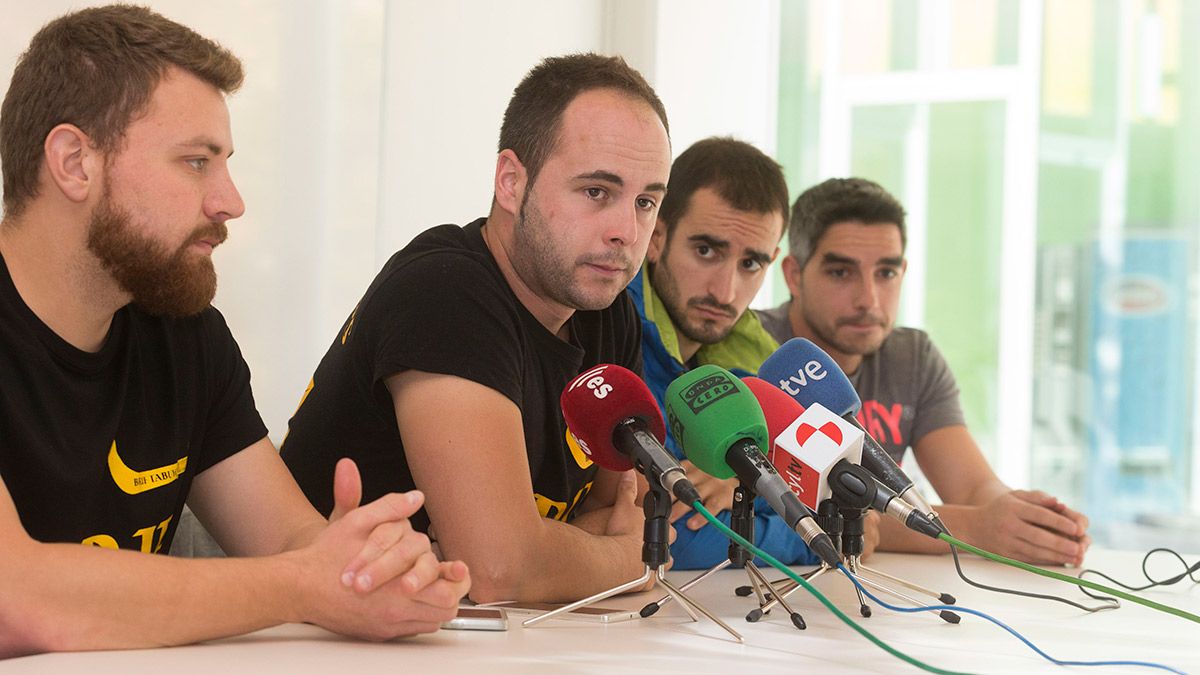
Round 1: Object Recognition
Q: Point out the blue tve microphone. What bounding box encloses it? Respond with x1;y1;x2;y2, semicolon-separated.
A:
758;338;945;531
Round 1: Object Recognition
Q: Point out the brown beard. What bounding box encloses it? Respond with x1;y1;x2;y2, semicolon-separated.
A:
86;191;227;318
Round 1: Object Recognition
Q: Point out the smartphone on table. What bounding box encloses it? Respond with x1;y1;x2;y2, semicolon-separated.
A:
442;607;509;631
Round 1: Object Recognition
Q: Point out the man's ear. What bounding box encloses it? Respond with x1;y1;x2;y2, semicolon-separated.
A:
781;254;803;297
646;217;669;264
42;124;99;204
493;149;528;217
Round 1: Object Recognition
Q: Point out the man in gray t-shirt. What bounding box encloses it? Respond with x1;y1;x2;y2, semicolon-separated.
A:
756;178;1091;567
757;315;963;465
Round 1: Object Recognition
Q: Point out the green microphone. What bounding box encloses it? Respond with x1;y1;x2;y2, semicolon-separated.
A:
665;365;840;566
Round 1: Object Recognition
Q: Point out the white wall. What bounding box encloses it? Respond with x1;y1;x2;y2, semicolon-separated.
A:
375;0;606;257
2;1;783;441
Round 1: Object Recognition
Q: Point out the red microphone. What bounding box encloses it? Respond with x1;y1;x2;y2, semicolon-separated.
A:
561;365;698;504
741;376;805;458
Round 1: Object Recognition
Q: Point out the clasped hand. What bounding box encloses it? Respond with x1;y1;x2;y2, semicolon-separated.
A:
298;459;471;639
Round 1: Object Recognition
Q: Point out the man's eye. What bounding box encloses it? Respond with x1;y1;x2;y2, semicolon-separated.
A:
696;245;713;258
742;259;763;273
186;158;208;171
636;197;657;211
879;268;899;279
585;187;607;200
827;267;850;279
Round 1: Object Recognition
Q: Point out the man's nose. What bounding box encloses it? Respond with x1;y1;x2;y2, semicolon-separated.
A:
205;168;245;222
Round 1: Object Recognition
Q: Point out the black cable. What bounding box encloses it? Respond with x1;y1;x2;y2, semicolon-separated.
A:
932;515;1119;612
1078;547;1200;600
947;542;1120;612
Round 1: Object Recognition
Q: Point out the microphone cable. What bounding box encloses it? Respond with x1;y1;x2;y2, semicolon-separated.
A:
1078;547;1200;601
836;564;1186;675
944;530;1119;613
941;534;1200;624
693;502;971;675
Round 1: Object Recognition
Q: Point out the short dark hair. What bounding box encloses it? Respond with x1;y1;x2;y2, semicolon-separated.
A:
788;177;907;268
657;136;788;240
1;4;244;219
498;53;668;187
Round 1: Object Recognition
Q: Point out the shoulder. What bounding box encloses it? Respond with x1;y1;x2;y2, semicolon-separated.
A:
378;222;499;288
874;326;957;388
363;221;513;314
752;301;793;345
879;326;938;358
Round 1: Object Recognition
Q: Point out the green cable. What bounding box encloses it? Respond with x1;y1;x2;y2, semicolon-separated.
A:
940;534;1200;625
694;502;973;675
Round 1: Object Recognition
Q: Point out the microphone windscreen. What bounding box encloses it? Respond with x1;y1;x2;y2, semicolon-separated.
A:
759;338;862;416
742;376;805;441
560;364;665;472
664;365;768;480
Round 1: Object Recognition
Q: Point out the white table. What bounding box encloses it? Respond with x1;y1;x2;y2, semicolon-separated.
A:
5;549;1198;674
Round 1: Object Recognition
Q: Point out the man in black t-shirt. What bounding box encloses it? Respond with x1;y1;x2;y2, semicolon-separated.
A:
282;54;673;603
0;6;468;657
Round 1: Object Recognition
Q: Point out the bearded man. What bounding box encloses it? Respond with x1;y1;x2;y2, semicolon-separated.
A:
0;5;468;656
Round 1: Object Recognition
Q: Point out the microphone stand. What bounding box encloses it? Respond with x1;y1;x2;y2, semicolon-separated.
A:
739;499;870;616
641;483;806;631
525;478;743;642
752;492;960;624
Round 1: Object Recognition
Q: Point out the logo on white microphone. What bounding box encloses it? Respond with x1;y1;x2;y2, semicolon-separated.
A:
770;403;864;510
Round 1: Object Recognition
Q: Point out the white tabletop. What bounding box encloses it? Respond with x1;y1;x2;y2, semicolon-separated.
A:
5;549;1198;674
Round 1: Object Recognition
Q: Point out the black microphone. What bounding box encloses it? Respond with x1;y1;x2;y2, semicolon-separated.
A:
828;462;942;539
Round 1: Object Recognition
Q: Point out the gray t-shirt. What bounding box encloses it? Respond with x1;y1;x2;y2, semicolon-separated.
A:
754;300;965;464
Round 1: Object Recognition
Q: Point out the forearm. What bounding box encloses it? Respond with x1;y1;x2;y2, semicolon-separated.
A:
465;518;642;604
1;539;303;657
875;503;976;555
960;477;1010;507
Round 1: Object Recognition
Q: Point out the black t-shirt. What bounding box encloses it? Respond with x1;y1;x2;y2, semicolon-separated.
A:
280;219;643;533
0;253;267;552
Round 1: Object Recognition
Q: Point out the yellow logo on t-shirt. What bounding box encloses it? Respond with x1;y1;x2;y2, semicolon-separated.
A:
107;441;188;495
564;429;594;470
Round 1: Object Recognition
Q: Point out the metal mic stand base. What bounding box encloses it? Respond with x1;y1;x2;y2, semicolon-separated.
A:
526;563;743;642
643;484;806;630
751;556;960;623
843;556;960;624
742;562;806;629
751;563;872;618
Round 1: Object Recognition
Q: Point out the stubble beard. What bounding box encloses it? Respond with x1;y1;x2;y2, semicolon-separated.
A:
649;253;736;347
800;301;889;357
513;191;632;312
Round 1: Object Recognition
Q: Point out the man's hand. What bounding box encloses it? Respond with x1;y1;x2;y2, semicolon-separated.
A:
668;460;737;530
972;489;1090;566
859;510;881;560
294;458;471;639
608;470;671;590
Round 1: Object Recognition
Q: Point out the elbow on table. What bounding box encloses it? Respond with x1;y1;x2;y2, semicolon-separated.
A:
463;559;527;605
